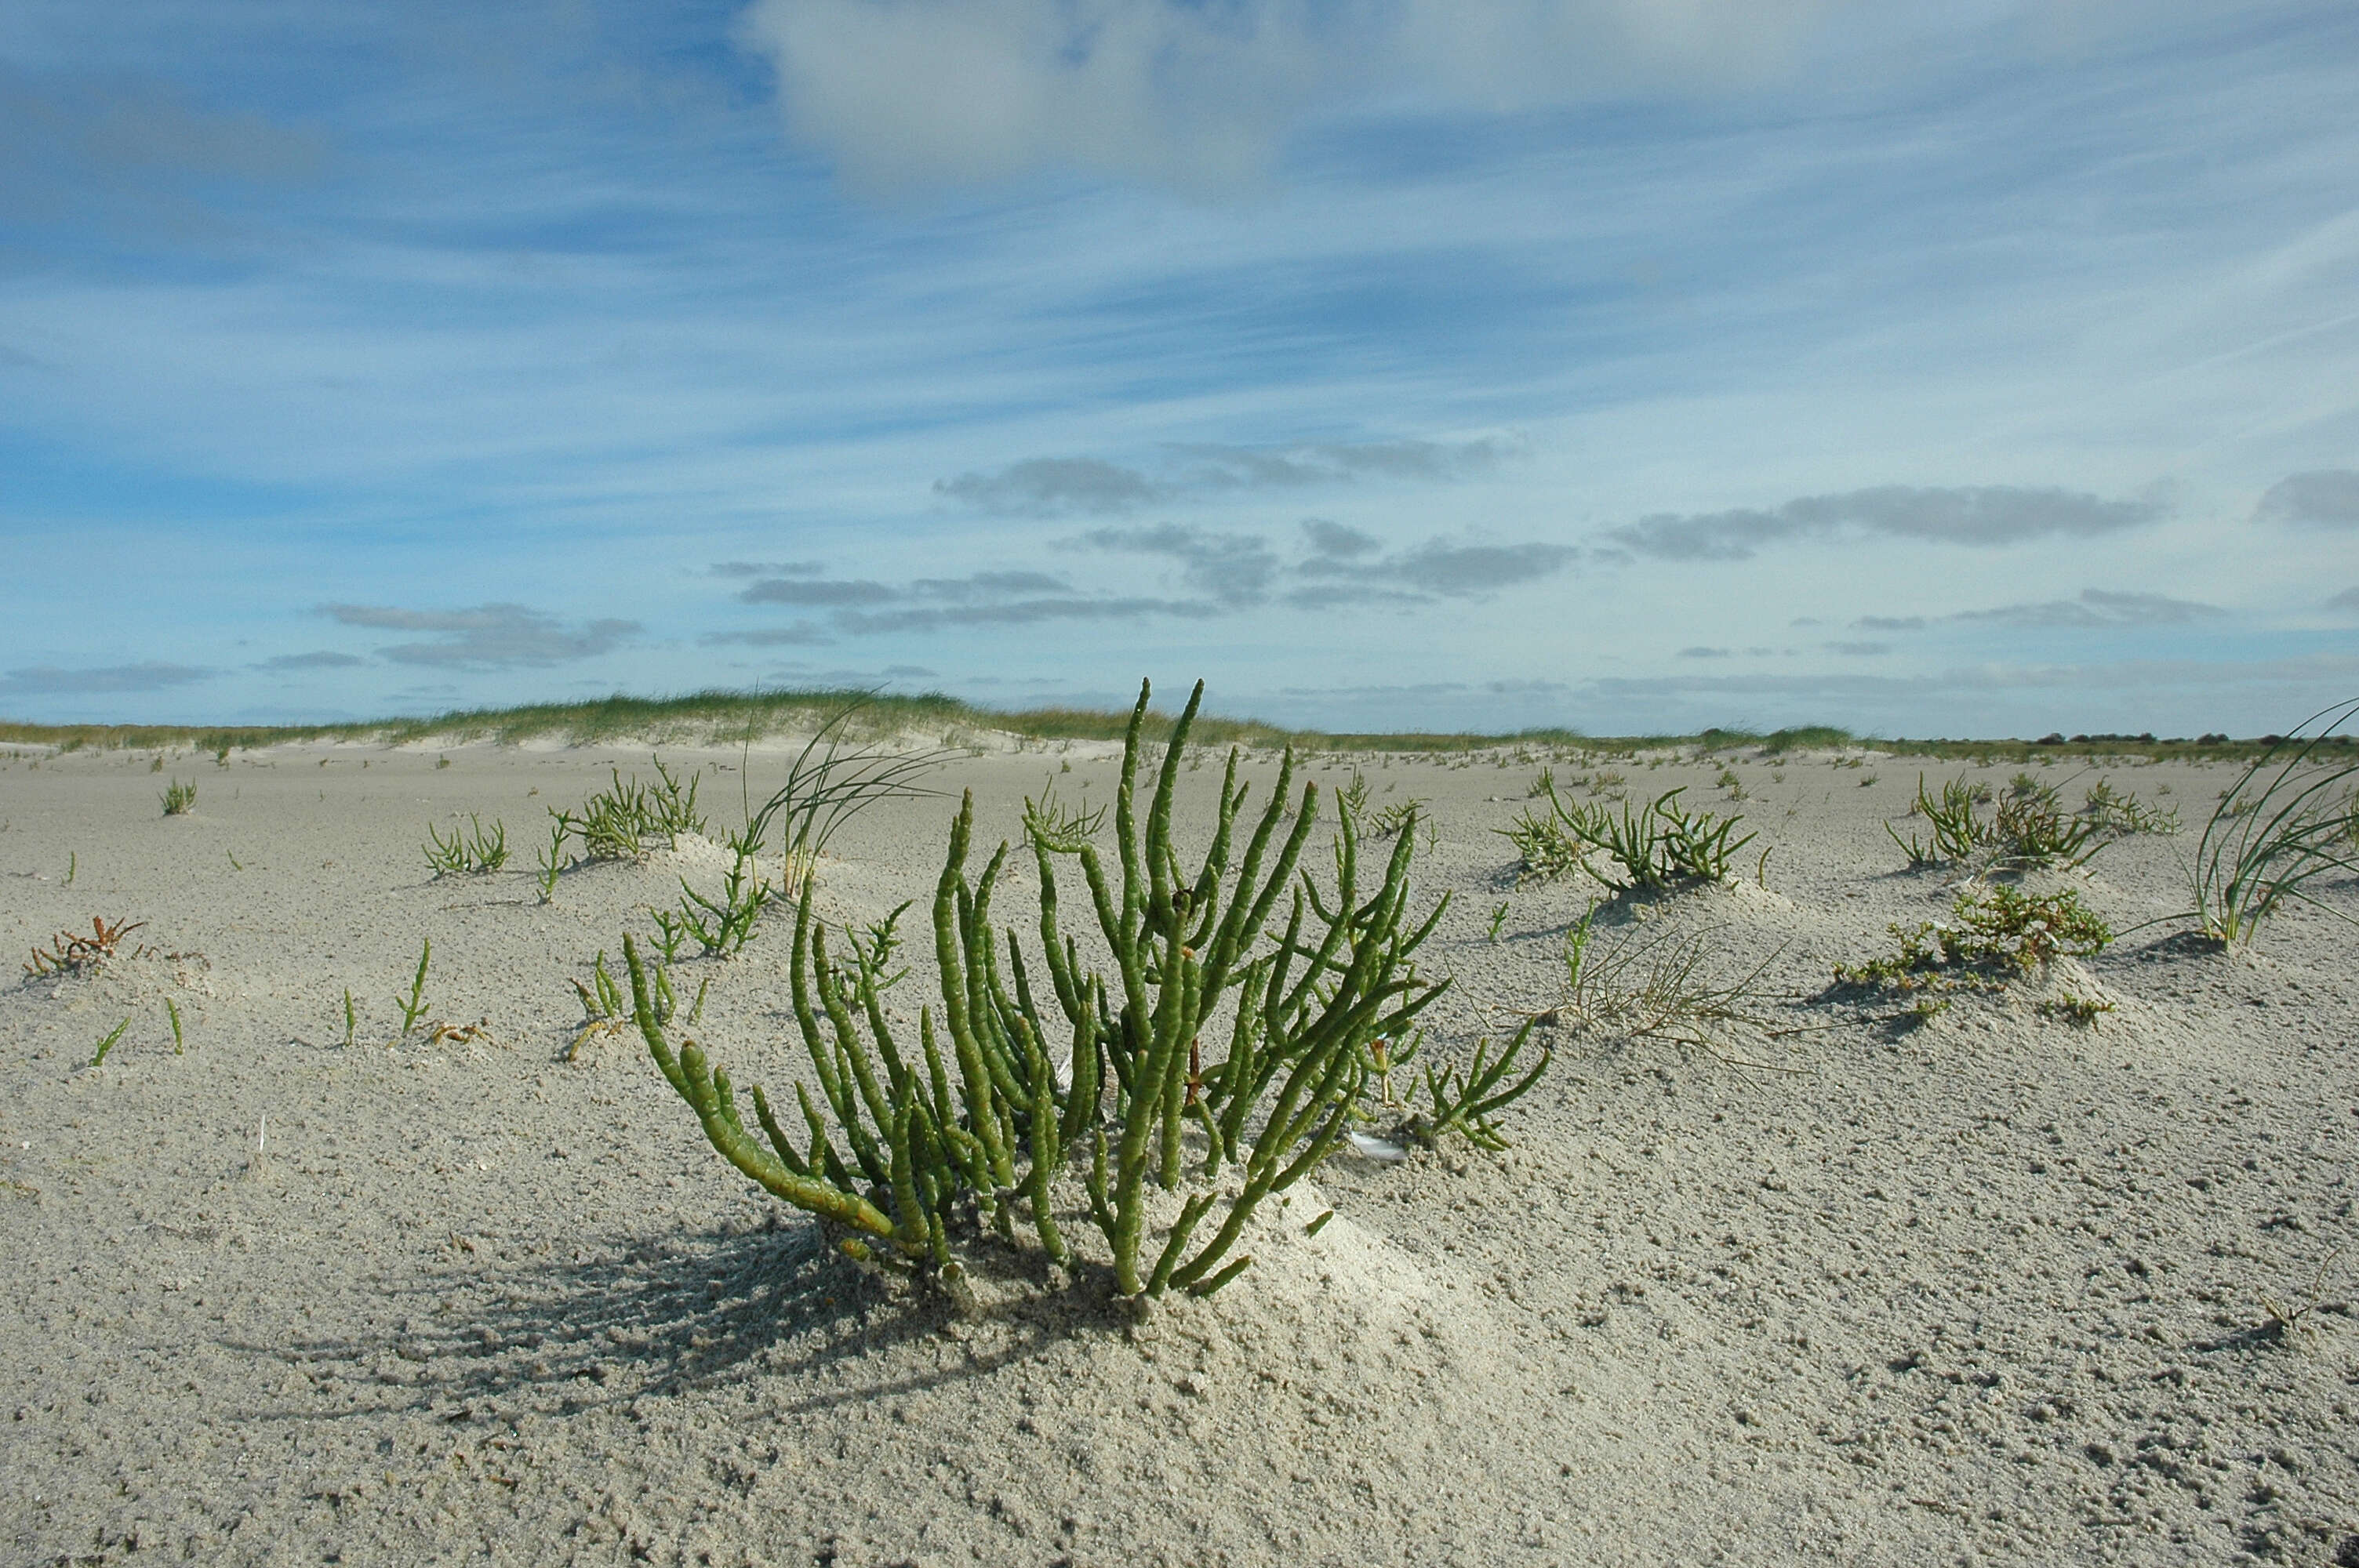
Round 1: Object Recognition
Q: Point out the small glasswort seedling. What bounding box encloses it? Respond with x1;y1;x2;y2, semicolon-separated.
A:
393;939;433;1035
423;815;507;877
91;1017;130;1067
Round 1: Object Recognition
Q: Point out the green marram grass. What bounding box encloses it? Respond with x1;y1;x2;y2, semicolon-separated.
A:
2184;698;2359;945
10;686;2335;763
632;679;1539;1303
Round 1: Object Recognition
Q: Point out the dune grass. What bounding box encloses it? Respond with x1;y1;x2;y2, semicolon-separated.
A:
2186;699;2359;945
6;688;2334;761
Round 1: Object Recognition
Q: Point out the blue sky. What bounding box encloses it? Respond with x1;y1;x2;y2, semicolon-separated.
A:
4;0;2357;736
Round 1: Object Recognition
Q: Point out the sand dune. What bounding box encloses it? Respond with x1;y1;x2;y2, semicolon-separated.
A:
2;735;2353;1566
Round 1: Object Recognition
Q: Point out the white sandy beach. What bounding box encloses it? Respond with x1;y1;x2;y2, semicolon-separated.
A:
2;733;2353;1566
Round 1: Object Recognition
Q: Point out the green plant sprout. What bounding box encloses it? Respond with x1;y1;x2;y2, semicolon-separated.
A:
1487;902;1510;943
2081;780;2178;837
534;818;567;901
226;850;242;871
1336;769;1371;819
1990;789;2103;869
160;778;197;816
2036;992;2115;1028
547;757;707;862
64;851;75;886
91;1018;130;1067
647;910;689;964
631;678;1502;1303
1514;783;1755;891
166;997;184;1054
1833;885;2112;1028
1888;774;1989;866
668;844;772;957
1391;1020;1550;1151
394;939;433;1034
1552;906;1784;1061
423;815;508;876
341;989;358;1048
1891;771;2105;870
572;949;704;1058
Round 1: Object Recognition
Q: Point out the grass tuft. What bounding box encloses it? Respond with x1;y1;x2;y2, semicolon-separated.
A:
2184;699;2359;946
1547;903;1784;1061
160;778;197;816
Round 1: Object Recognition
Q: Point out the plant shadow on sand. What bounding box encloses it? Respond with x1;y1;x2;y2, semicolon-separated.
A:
234;1217;1136;1429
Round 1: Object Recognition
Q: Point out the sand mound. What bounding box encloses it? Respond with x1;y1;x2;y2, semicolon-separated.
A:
2;742;2353;1565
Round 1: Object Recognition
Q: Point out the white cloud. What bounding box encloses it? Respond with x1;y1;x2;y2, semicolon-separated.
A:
0;660;213;696
738;0;1859;191
734;2;2310;193
322;603;639;669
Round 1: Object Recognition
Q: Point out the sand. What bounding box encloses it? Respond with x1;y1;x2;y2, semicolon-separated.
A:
2;734;2353;1566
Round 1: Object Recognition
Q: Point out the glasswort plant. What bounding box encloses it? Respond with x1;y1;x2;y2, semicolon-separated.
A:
631;679;1480;1301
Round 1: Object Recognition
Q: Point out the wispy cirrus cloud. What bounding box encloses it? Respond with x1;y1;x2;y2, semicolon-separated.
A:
935;459;1169;517
722;521;1579;642
1601;485;2165;563
0;660;213;697
700;624;831;648
1950;589;2226;630
737;579;900;607
719;563;1209;636
737;0;2202;193
936;436;1521;517
836;595;1206;634
322;604;638;669
1851;587;2228;633
255;651;365;671
1293;532;1578;602
709;560;824;579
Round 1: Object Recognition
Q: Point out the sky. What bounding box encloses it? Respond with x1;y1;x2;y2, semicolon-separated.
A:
3;0;2358;738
